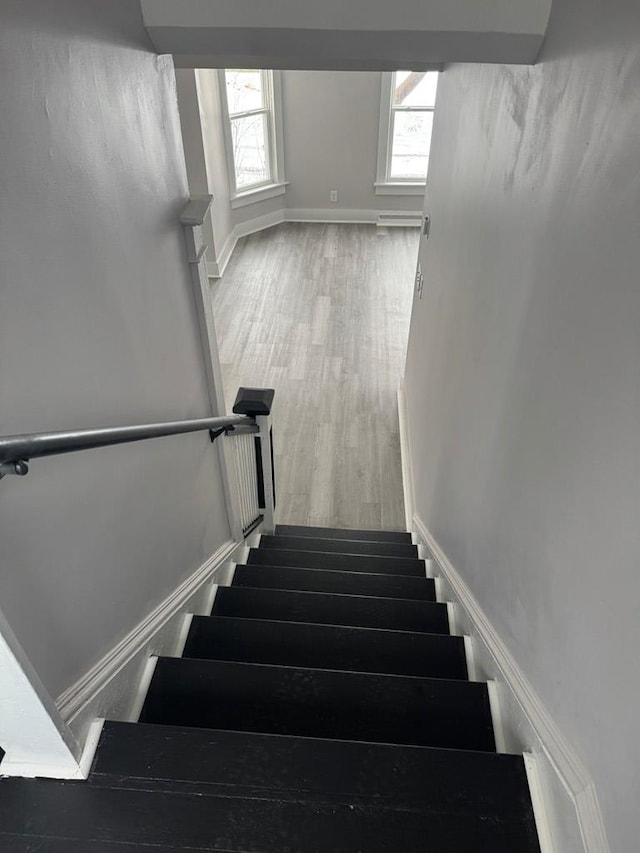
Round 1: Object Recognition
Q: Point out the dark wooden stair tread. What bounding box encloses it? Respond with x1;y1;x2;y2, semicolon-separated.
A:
183;615;468;679
140;657;496;751
0;779;542;853
95;722;531;814
213;585;450;633
3;839;189;853
232;562;436;600
275;524;413;544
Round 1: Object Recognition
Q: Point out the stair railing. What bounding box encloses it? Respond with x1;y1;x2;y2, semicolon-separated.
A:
0;385;276;535
224;387;276;536
0;386;275;781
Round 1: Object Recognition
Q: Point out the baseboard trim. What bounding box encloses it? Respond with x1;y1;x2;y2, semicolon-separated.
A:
207;211;285;278
212;229;236;278
206;259;220;278
235;210;286;240
56;537;242;750
376;213;422;227
412;512;609;853
208;209;421;278
283;207;419;224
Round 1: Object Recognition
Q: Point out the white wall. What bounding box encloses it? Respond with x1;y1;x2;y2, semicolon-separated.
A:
404;0;640;848
282;71;422;214
0;0;231;701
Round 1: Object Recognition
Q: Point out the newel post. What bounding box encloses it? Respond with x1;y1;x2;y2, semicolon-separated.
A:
232;387;276;534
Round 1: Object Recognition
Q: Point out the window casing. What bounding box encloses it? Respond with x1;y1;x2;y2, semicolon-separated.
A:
219;69;286;208
375;71;438;195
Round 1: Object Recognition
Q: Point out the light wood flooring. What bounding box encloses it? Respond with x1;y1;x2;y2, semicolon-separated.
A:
212;222;419;531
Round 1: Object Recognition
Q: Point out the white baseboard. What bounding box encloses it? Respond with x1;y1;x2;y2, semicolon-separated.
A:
210;228;237;278
56;537;243;752
206;259;221;278
207;208;420;278
398;382;609;853
234;210;286;240
285;207;374;224
376;212;422;227
207;211;285;278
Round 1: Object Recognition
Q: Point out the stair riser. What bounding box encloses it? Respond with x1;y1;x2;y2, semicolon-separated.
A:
184;616;468;679
140;658;496;751
248;547;427;576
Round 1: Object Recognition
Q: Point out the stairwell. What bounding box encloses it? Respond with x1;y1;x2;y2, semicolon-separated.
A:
1;525;541;851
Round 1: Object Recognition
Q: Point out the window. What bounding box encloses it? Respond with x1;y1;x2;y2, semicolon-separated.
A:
376;71;439;195
219;69;286;208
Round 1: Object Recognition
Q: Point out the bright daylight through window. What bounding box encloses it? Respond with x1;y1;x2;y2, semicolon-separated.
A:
376;70;439;193
221;69;285;206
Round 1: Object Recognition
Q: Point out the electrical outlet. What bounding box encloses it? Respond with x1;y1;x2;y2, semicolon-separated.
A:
330;190;338;203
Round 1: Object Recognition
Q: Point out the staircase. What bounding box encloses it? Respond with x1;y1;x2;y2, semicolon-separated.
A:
1;525;542;851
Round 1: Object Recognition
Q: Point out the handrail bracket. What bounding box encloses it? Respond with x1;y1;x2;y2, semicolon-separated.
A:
0;460;29;479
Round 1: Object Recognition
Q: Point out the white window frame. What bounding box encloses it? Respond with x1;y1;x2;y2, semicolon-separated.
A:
218;69;287;209
375;71;435;196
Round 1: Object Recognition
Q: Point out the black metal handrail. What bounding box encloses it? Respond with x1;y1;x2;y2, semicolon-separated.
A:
0;414;254;478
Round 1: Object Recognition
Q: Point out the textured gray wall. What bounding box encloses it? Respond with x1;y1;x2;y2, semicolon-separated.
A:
0;0;231;699
404;0;640;848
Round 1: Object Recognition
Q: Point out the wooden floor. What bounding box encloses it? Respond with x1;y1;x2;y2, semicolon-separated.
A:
212;222;419;531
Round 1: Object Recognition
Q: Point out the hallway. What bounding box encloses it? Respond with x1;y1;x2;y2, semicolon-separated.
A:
212;222;418;530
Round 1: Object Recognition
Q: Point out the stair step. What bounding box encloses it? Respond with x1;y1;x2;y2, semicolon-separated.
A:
213;586;450;633
0;838;183;853
140;657;496;751
184;615;468;679
233;563;436;600
276;523;412;544
0;776;542;853
259;534;418;559
248;546;426;576
95;721;536;822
